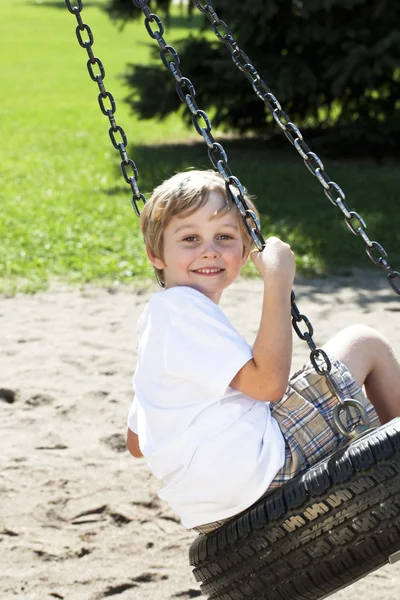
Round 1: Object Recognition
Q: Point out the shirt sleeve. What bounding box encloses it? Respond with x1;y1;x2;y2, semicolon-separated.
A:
163;288;252;399
127;397;138;434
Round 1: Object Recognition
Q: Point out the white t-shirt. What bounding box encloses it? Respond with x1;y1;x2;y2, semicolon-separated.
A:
128;286;285;529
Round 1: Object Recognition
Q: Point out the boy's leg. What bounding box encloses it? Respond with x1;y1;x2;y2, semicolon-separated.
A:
323;324;400;424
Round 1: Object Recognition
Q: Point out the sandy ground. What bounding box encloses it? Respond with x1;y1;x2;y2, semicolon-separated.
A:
1;273;400;600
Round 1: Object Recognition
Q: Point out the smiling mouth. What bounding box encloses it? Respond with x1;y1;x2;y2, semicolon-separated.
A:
192;268;224;275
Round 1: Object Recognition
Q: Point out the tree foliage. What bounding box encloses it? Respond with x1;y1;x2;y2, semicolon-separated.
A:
110;0;400;155
105;0;192;24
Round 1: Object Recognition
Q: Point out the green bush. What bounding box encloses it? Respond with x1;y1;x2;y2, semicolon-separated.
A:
111;0;400;156
105;0;192;23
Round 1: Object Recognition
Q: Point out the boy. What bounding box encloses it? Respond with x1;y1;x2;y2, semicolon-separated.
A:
126;169;400;533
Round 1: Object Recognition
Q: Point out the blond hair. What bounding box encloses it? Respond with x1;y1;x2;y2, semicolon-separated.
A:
140;169;259;286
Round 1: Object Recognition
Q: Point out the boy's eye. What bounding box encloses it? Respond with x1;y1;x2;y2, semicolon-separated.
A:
181;233;235;242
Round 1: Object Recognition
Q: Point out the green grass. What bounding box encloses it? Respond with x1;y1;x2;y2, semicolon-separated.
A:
1;0;399;294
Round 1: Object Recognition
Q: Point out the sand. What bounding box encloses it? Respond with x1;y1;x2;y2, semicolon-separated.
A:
1;273;400;600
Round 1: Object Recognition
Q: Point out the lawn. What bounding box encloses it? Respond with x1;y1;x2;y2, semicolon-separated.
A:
1;0;399;293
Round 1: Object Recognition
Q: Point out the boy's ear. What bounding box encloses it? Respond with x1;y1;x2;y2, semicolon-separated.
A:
146;246;166;270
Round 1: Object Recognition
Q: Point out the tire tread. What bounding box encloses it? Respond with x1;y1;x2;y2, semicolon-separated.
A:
189;420;400;600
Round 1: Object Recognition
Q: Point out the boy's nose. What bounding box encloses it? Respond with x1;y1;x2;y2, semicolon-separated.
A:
202;244;219;258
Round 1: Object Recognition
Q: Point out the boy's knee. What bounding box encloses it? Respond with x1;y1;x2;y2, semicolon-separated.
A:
324;325;388;376
337;325;392;366
339;324;384;346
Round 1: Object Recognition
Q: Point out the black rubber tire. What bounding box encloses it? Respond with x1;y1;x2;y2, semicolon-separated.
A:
189;418;400;600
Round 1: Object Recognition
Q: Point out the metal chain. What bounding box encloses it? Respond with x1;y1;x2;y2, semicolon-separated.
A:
193;0;400;297
64;0;146;217
131;0;264;252
130;0;366;435
64;0;369;435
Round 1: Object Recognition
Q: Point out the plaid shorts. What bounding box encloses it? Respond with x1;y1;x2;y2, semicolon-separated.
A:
193;356;380;534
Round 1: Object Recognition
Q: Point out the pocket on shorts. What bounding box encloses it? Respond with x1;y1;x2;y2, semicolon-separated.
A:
271;385;338;468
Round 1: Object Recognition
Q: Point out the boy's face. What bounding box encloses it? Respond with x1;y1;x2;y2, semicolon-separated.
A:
147;191;248;303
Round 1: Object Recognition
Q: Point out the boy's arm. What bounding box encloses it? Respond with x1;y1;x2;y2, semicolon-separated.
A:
230;237;295;403
126;427;143;458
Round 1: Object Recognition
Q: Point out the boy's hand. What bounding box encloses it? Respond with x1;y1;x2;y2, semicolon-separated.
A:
126;428;143;458
251;236;295;291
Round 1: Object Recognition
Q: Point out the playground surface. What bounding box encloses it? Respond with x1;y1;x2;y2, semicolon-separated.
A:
1;273;400;599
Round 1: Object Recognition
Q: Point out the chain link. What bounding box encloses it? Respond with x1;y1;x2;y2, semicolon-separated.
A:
131;0;263;250
64;0;146;216
193;0;400;298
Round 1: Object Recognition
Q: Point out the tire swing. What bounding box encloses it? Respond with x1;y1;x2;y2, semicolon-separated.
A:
64;2;400;599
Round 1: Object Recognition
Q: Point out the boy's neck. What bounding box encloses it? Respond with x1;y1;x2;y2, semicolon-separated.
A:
164;283;223;305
